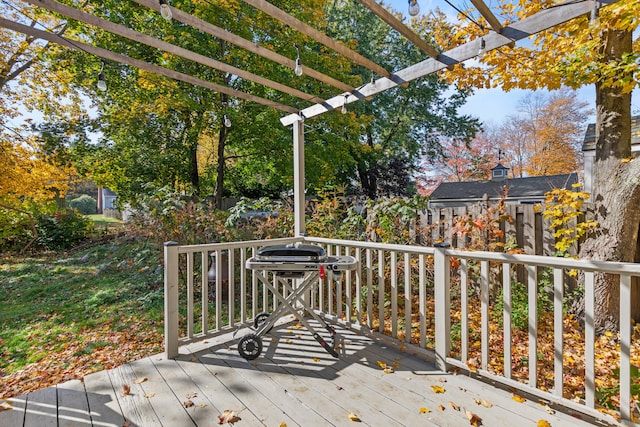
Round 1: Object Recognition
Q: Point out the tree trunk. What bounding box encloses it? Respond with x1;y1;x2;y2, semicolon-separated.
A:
572;28;639;333
214;125;228;209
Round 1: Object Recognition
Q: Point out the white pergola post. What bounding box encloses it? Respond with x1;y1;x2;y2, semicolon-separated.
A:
293;119;305;236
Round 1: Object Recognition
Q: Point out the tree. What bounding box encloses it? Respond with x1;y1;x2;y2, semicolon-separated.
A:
323;4;481;198
440;0;639;331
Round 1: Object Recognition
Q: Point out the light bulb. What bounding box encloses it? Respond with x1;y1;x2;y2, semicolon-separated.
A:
224;114;231;128
341;95;348;114
97;72;107;92
159;0;172;21
408;0;420;17
294;57;303;76
478;38;486;59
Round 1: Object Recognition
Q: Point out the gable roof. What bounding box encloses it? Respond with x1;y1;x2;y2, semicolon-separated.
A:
430;173;579;202
582;115;640;151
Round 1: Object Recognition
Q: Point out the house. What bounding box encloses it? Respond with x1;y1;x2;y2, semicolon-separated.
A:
428;163;579;208
581;115;640;195
97;187;118;214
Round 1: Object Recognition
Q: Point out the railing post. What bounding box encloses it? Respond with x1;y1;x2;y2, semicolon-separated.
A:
164;241;180;359
434;242;451;372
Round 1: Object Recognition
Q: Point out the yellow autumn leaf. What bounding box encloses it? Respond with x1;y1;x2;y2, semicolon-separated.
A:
376;360;387;368
383;367;394;374
512;394;526;403
348;412;361;422
279;423;287;427
466;410;483;426
313;357;320;362
419;407;431;413
133;377;148;384
438;404;445;411
449;401;460;411
538;420;552;427
431;385;446;393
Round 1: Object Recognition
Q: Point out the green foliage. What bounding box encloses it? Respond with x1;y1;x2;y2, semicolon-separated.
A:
365;195;428;244
493;280;551;330
35;209;93;250
68;194;97;215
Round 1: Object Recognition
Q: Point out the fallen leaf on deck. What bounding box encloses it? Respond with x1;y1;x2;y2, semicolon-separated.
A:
218;410;241;425
376;360;387;368
0;401;13;411
438;377;447;383
537;420;551;427
144;392;155;398
313;357;320;362
191;356;198;362
438;404;445;411
186;392;198;399
285;339;293;344
431;385;445;393
183;400;194;408
348;412;361;422
123;421;130;427
473;398;492;408
133;377;148;384
465;410;483;426
121;384;131;396
449;401;460;411
543;405;555;414
279;423;287;427
199;404;207;408
383;367;394;374
512;394;526;403
419;407;431;413
336;385;343;390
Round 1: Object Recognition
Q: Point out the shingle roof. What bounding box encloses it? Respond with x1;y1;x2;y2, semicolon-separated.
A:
429;173;579;201
582;115;640;151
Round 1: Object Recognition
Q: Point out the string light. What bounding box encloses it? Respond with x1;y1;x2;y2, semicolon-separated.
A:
159;0;172;21
298;111;305;122
408;0;420;17
294;44;303;76
477;38;486;59
341;94;348;114
97;60;107;92
224;114;231;128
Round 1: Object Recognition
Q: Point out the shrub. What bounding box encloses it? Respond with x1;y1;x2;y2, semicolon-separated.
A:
68;195;97;215
35;209;93;250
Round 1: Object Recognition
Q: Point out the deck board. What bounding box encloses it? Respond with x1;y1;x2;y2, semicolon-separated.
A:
0;321;615;427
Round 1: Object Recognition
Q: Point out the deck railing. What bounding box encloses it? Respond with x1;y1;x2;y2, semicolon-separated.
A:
164;237;639;424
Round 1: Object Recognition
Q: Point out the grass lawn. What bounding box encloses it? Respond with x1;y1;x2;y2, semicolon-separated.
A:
0;235;164;398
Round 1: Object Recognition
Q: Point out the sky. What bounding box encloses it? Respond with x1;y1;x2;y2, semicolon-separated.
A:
384;0;639;127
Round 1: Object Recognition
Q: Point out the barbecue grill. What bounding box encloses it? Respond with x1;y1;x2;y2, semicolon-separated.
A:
237;242;358;360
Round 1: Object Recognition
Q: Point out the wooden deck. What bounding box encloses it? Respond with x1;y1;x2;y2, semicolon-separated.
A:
1;321;608;427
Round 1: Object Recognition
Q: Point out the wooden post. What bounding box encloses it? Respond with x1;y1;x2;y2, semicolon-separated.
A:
434;242;451;372
164;241;180;359
293;119;305;237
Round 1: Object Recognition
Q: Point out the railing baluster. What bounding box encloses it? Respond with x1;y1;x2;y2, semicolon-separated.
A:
327;245;333;316
553;267;563;397
251;246;258;320
336;245;343;319
355;248;362;326
620;273;631;421
345;246;353;324
585;271;595;408
228;249;235;329
240;248;247;324
214;249;221;332
461;258;469;364
391;251;398;339
481;260;489;372
366;249;373;329
404;252;411;344
502;262;511;379
527;264;537;388
186;253;194;339
419;253;426;349
378;249;385;334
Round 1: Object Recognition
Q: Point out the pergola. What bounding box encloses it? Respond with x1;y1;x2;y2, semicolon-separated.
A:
1;0;617;233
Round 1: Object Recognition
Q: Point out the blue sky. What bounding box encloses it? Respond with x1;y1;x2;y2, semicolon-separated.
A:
384;0;639;126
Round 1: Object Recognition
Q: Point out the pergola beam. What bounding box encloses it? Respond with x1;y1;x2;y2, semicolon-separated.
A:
281;0;611;126
357;0;441;60
242;0;392;79
0;17;299;113
22;0;323;104
469;0;503;33
131;0;353;94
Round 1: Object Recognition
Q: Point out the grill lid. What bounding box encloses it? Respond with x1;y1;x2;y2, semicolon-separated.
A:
255;244;325;261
